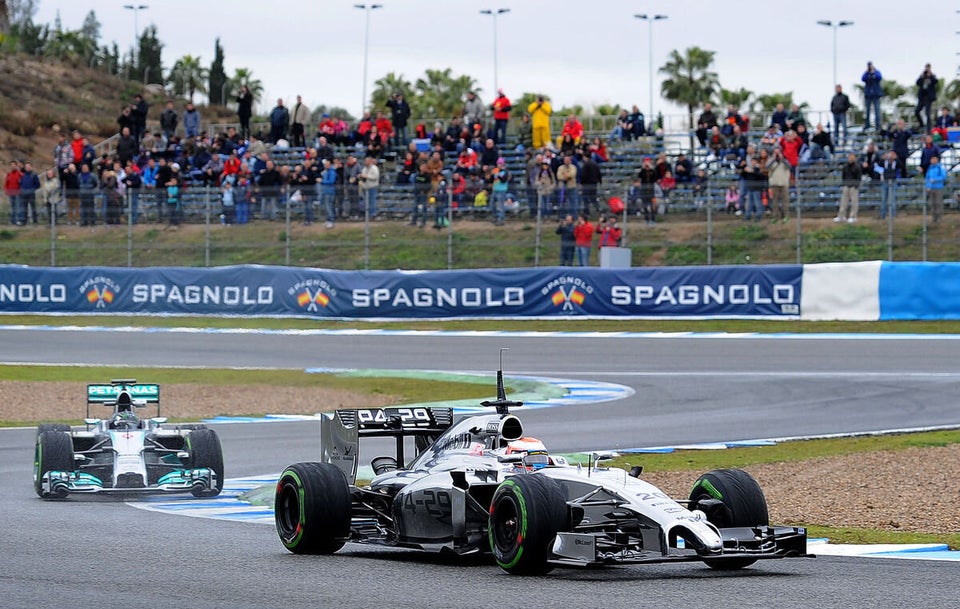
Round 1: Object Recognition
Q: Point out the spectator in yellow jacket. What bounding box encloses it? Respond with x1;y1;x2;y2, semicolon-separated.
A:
527;95;552;149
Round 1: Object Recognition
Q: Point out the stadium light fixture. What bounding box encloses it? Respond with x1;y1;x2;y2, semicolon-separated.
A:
634;14;668;130
123;5;149;66
817;20;854;89
479;8;511;96
354;4;383;115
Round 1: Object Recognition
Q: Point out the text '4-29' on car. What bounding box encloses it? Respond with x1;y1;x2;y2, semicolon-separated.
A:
33;379;223;499
275;358;812;575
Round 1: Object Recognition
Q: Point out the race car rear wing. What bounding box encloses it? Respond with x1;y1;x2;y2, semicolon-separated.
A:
86;380;161;418
320;406;454;484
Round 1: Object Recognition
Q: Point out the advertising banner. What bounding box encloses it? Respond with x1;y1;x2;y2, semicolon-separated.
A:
0;264;803;319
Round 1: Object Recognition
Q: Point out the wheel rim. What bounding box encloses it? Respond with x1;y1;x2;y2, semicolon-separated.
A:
276;480;302;540
492;494;521;553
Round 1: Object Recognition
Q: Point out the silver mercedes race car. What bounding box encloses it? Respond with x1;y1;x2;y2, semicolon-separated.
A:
33;380;223;499
275;364;811;574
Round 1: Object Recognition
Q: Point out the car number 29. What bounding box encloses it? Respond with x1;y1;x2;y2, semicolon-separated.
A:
404;489;451;517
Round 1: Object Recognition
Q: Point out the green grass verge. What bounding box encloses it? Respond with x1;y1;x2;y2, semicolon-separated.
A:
0;365;497;426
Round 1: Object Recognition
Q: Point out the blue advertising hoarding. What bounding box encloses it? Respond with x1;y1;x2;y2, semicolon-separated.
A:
0;264;803;319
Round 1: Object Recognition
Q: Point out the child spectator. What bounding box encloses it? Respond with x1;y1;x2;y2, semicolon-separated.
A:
725;183;740;214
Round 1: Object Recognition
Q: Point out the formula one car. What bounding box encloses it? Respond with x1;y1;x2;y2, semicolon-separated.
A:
33;380;223;499
275;363;811;574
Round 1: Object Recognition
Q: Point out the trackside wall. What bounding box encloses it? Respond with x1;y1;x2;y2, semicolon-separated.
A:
0;262;951;320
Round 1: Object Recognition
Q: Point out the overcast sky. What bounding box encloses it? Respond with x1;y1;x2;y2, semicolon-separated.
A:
37;0;956;126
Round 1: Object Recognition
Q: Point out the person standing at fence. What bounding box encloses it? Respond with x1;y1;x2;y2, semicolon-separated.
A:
573;213;594;266
579;153;602;216
37;168;61;225
740;157;765;222
18;162;40;225
320;158;338;228
637;157;658;226
360;157;380;219
925;155;947;223
527;95;552;149
861;62;883;131
767;148;792;223
343;155;362;219
165;166;182;227
555;155;579;217
237;85;254;140
556;214;575;266
4;160;22;225
257;159;281;221
77;163;99;226
879;150;899;220
914;64;938;133
835;153;862;224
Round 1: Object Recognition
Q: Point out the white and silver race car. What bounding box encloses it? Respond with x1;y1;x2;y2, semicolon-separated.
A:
33;380;223;499
275;362;811;574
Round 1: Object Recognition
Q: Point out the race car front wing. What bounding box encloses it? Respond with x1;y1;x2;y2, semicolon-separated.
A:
550;525;813;566
40;468;218;497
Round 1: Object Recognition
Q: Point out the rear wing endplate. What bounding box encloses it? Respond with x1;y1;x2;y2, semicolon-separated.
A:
320;406;454;484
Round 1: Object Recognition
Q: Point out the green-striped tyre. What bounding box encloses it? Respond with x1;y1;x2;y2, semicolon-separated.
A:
185;429;224;497
689;468;769;570
34;430;74;498
488;474;567;575
275;462;351;555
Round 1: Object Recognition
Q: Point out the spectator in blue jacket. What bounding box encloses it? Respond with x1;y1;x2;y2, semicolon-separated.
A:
919;135;941;176
18;162;40;225
924;155;947;223
183;102;201;139
861;61;883;130
879;119;915;176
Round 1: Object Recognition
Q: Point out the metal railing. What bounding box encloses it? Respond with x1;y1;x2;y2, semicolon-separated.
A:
2;176;957;269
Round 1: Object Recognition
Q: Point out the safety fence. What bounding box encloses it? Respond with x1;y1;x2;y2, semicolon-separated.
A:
3;181;960;269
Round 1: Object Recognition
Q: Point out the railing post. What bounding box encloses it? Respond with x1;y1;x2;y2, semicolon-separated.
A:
284;185;291;266
127;189;133;267
922;187;928;262
795;164;802;265
204;187;211;267
534;193;542;267
50;194;57;266
363;188;371;271
705;180;712;265
446;186;453;270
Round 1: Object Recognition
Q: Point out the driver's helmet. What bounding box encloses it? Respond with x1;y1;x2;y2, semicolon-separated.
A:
505;437;551;470
110;410;139;430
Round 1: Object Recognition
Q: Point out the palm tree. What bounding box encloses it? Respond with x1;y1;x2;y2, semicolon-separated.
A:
168;54;208;103
228;67;263;108
659;47;720;150
719;87;753;113
414;68;478;118
370;71;413;114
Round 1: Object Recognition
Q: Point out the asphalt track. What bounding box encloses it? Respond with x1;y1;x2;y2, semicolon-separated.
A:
1;328;958;608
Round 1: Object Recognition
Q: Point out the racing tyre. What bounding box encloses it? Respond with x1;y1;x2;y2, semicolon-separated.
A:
488;474;567;575
34;430;74;498
36;423;71;437
275;462;351;554
186;429;224;497
690;468;769;570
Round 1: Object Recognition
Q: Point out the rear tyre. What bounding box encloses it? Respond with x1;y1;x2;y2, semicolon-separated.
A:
275;462;351;554
34;430;74;498
186;429;224;497
488;474;567;575
690;468;769;570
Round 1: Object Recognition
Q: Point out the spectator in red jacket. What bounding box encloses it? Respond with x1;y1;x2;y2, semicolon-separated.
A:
573;213;594;266
596;216;622;248
560;114;584;145
491;89;512;145
375;111;393;146
5;160;23;225
779;130;803;168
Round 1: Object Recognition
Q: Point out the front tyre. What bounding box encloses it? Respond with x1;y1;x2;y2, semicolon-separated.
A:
488;474;567;575
34;430;74;498
690;468;769;570
186;429;224;497
275;462;351;555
